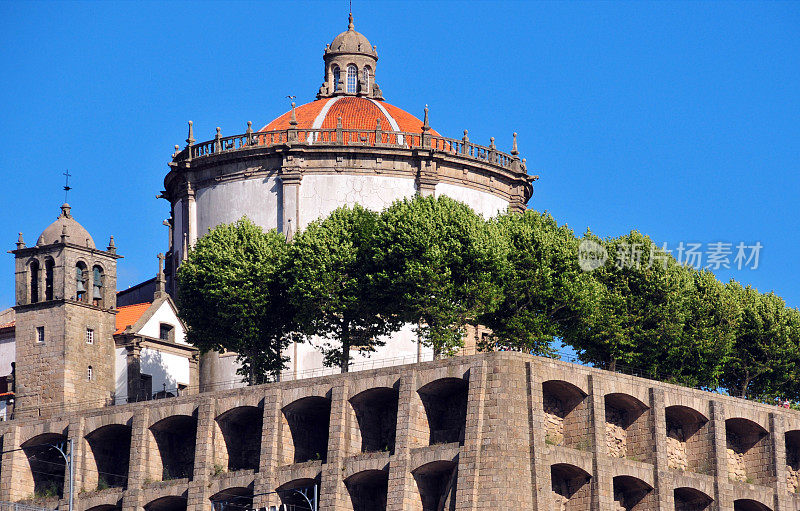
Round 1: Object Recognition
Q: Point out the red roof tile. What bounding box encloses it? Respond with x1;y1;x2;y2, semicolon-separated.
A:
260;97;441;137
115;302;151;335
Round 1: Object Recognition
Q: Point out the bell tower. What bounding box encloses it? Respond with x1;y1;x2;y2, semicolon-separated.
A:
11;204;121;418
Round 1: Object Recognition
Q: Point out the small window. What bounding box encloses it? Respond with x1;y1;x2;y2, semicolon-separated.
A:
87;365;93;381
36;326;45;344
333;66;341;91
30;260;40;304
159;323;174;342
86;328;94;345
346;64;357;93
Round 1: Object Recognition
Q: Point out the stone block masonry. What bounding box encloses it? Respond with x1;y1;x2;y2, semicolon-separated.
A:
1;352;799;511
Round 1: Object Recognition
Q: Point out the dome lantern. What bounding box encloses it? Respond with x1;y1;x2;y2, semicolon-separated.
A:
317;13;383;100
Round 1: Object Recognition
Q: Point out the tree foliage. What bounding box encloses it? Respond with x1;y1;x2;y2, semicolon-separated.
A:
721;283;800;399
176;217;292;384
565;231;694;377
174;199;800;404
285;205;400;372
477;210;596;356
371;196;504;357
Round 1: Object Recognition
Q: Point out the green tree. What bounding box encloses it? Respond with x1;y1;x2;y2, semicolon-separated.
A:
565;231;693;379
176;218;292;384
371;195;504;357
286;205;400;372
721;283;800;399
664;269;738;389
477;209;597;356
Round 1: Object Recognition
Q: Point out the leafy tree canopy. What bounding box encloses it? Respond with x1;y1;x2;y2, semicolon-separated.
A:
286;204;401;371
371;195;504;357
176;217;292;384
721;283;800;399
478;209;597;356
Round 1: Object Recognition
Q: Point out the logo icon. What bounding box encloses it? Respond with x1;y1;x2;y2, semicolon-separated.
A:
578;239;608;272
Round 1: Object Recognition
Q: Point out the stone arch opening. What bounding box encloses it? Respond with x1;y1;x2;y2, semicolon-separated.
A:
149;414;197;481
85;505;121;511
665;405;710;473
418;378;468;446
44;257;55;300
29;259;40;303
215;405;262;471
725;418;770;485
550;463;591;510
144;496;187;511
282;396;331;463
605;393;649;461
345;469;389;511
85;423;131;489
210;486;254;511
612;475;653;510
21;432;67;498
674;487;713;511
350;387;398;454
542;380;589;448
785;430;799;495
276;477;320;508
733;499;772;511
412;460;458;511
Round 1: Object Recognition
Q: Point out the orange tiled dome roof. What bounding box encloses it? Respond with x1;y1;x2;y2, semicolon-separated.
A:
260;96;440;136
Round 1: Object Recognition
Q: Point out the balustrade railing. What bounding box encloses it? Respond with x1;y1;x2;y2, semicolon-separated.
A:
177;126;521;171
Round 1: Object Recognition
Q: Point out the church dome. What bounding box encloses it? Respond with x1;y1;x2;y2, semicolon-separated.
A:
327;14;376;57
260;96;440;136
37;203;95;248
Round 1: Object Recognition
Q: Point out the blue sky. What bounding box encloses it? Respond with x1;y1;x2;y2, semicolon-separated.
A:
0;1;798;310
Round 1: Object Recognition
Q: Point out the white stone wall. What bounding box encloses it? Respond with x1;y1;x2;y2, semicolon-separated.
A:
138;301;187;345
140;347;190;394
196;177;282;235
298;174;416;228
115;346;128;402
0;334;15;376
434;182;509;219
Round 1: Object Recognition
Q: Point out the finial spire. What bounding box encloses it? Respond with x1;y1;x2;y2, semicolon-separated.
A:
186;121;195;146
155;253;166;298
511;132;519;156
348;11;354;30
422;105;430;132
16;233;25;250
60;203;72;218
290;102;298;126
107;235;116;254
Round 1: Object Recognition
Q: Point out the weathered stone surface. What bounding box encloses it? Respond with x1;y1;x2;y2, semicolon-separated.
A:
0;352;798;510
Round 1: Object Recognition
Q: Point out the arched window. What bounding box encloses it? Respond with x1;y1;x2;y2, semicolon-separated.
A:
332;66;341;92
363;66;371;94
76;262;87;302
29;260;40;303
347;64;357;93
44;259;54;301
92;266;104;307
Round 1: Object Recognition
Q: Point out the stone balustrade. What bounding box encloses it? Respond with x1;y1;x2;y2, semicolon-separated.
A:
173;126;523;173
